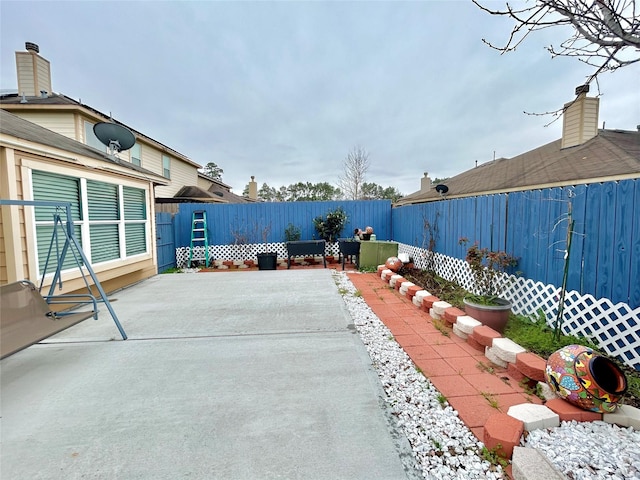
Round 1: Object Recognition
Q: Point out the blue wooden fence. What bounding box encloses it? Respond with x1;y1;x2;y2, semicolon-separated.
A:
165;179;637;307
173;200;392;248
156;212;176;273
392;179;639;308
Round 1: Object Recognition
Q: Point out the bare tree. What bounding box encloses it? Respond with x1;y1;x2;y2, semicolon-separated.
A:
339;146;370;200
474;0;640;85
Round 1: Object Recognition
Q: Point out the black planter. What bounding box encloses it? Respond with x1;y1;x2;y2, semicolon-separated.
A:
257;252;277;270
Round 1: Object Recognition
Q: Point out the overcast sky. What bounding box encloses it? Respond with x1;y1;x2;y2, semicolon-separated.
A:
1;1;638;196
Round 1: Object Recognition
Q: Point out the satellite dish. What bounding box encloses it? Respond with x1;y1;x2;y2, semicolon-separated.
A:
93;122;136;155
435;184;449;195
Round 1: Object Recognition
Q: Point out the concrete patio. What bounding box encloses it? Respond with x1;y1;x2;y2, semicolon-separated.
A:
1;270;420;480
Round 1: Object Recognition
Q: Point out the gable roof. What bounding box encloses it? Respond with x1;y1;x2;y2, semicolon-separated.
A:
0;109;168;184
397;129;640;205
0;92;201;169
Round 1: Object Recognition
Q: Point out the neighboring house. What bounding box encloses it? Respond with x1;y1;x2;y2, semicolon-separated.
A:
0;42;202;200
396;90;640;205
155;174;256;213
0;109;167;293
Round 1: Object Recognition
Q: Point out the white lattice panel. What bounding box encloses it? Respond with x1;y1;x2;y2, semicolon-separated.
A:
399;244;640;370
176;242;341;268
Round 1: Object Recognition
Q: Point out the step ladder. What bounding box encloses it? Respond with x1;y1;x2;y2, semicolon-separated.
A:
188;210;209;267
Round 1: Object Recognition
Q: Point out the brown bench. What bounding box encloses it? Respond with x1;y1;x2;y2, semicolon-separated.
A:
0;280;98;359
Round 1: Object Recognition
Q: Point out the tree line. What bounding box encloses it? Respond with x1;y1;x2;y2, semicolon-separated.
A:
201;145;405;203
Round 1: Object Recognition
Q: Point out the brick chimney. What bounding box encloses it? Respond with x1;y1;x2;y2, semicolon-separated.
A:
15;42;52;97
561;85;599;149
248;176;258;200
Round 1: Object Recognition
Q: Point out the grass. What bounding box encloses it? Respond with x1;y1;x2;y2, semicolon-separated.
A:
503;311;600;357
432;318;450;337
476;361;495;375
480;445;509;468
402;267;640;408
505;311;640;407
161;267;183;274
480;391;500;409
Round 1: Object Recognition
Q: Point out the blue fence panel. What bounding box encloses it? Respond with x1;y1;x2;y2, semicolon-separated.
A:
596;182;617;301
173;200;391;248
168;179;637;307
582;183;602;297
631;181;640;308
155;212;176;273
567;185;588;294
546;188;569;288
612;180;634;305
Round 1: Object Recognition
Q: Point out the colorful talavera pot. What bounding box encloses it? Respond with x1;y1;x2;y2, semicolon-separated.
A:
545;344;627;413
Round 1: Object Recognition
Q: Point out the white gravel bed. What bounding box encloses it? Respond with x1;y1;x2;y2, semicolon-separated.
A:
334;271;640;480
524;421;640;479
334;271;504;479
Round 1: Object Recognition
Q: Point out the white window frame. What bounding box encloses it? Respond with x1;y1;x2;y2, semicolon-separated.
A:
30;169;150;276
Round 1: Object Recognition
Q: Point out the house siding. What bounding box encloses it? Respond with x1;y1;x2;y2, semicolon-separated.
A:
561;97;599;148
0;142;158;295
16;51;51;97
197;176;214;190
15;112;77;140
156;156;197;198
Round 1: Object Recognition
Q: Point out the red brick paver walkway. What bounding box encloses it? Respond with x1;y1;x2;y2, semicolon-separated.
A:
347;272;542;443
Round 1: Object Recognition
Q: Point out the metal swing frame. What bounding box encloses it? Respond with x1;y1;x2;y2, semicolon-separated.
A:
0;199;127;340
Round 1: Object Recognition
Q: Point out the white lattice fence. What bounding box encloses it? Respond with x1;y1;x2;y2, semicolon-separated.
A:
399;243;640;370
176;242;341;268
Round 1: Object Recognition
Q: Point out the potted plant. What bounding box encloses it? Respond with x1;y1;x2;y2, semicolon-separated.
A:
458;237;518;333
313;207;347;243
256;223;277;270
284;223;301;242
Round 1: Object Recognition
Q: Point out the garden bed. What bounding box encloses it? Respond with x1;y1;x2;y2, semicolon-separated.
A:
401;267;640;409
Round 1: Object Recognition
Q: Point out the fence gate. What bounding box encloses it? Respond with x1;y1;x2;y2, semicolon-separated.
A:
156;212;175;273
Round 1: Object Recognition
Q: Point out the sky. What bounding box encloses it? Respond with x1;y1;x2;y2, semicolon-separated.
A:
1;1;638;196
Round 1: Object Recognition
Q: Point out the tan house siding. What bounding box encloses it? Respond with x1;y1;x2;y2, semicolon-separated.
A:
16;51;52;97
156;155;197;197
561;96;599;149
2;107;201;200
14;111;76;140
0;138;159;295
0;147;29;283
197;175;213;190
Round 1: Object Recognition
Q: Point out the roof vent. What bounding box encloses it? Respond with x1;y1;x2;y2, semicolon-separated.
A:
40;90;48;98
25;42;39;53
20;93;28;103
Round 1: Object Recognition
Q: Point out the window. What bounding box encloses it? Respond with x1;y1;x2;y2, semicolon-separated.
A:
32;170;148;274
123;186;147;256
162;155;171;179
87;180;120;263
32;171;84;273
84;121;105;151
130;143;141;166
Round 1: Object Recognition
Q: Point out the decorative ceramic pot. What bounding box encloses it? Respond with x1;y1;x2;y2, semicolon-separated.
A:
462;297;512;333
385;256;402;272
545;344;627;413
